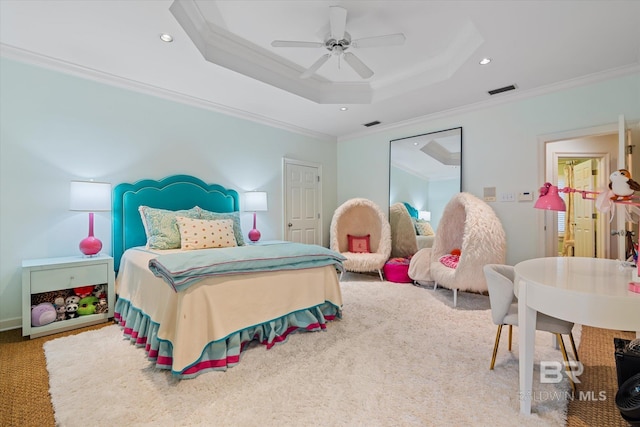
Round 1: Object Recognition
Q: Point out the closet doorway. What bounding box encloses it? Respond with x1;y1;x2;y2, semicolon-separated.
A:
557;157;601;258
541;128;619;259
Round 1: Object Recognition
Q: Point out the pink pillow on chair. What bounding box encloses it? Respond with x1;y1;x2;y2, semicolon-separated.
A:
439;254;460;269
348;234;371;253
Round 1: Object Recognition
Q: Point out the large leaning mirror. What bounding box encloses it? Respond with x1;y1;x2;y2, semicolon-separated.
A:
389;127;462;253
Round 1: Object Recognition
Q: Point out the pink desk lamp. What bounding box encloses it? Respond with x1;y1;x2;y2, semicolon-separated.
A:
70;181;111;256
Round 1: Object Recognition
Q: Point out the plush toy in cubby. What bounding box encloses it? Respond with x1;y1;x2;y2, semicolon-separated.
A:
31;302;56;327
31;284;108;322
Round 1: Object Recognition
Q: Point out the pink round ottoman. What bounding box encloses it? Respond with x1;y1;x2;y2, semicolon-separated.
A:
383;257;412;283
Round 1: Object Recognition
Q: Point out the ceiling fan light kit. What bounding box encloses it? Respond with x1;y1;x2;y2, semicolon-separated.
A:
271;5;405;80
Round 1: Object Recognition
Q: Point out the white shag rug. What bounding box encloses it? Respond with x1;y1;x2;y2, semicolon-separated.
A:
45;279;579;427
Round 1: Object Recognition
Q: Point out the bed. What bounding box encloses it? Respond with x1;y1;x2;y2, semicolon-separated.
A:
112;175;344;378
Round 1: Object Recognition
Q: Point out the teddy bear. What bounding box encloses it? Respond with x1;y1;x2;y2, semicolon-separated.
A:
55;304;67;321
65;295;80;319
31;302;57;327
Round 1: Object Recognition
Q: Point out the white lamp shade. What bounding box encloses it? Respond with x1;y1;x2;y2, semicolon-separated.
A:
418;211;431;221
69;181;112;212
243;191;268;212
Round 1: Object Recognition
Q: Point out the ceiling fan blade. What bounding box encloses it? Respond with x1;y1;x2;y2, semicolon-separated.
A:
343;52;374;79
271;40;325;48
300;54;331;79
329;6;347;41
351;33;406;48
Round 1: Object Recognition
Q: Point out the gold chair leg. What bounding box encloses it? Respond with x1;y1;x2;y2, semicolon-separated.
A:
569;332;579;362
490;325;503;370
508;325;513;352
556;333;576;395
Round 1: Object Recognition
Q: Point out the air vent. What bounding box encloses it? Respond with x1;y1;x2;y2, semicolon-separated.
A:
488;84;517;95
363;120;381;127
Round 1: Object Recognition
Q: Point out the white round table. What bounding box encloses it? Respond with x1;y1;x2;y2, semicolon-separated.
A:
513;257;640;415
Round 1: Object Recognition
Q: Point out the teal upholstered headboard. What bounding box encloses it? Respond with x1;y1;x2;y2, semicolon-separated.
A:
112;175;239;272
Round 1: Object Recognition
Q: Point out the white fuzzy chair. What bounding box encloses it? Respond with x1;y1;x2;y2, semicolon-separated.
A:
330;198;392;280
389;202;419;258
429;192;506;306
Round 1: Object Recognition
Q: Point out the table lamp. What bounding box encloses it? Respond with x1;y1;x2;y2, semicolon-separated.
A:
70;180;111;256
244;191;268;242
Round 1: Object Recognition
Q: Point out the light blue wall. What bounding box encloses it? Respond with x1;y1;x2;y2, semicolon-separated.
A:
389;166;459;230
0;58;338;329
338;72;640;266
389;166;429;207
427;178;459;229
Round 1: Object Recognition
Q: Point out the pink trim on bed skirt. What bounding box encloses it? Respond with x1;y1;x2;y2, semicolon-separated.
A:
114;297;341;379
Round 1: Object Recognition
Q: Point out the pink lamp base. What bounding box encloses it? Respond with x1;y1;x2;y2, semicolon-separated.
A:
79;236;102;256
248;229;261;242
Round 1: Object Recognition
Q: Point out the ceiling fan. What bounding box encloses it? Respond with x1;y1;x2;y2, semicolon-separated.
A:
271;5;406;79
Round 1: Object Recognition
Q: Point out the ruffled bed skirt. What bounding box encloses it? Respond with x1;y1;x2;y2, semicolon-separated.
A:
114;297;341;379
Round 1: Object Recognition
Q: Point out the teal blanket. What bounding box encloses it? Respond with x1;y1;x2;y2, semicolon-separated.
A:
148;241;345;292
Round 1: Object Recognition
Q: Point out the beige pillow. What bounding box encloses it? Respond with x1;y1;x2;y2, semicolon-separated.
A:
176;216;238;250
415;220;435;236
139;206;200;250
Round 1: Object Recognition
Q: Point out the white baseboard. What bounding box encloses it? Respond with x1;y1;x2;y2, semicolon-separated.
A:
0;317;22;333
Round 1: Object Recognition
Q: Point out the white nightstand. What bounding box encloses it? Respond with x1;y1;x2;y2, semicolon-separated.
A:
22;254;116;338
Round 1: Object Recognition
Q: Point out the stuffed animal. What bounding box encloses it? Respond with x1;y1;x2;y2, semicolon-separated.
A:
31;302;56;326
92;284;107;299
30;291;57;306
77;296;99;316
53;294;66;308
65;295;80;319
73;286;95;299
55;304;66;321
94;298;109;314
609;169;640;201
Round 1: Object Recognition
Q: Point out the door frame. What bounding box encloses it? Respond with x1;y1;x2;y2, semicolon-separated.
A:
556;155;609;258
282;157;323;245
538;122;619;258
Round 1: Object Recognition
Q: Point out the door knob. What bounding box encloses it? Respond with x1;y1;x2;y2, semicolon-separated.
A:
288;223;293;227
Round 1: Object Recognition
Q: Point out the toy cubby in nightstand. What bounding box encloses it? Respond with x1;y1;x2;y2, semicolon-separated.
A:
21;254;116;338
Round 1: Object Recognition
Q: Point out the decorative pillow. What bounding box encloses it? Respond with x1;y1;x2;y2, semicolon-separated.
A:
176;216;237;249
439;254;460;269
197;208;246;246
415;220;435;236
347;234;370;253
403;202;419;219
139;206;200;250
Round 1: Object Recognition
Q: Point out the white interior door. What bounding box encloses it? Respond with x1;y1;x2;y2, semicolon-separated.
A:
283;159;321;245
574;159;596;257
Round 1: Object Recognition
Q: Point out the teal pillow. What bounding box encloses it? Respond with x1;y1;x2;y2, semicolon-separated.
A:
403;202;419;219
197;208;246;246
139;206;200;250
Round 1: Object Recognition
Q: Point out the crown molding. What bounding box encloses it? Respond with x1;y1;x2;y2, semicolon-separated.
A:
0;43;336;143
338;62;640;142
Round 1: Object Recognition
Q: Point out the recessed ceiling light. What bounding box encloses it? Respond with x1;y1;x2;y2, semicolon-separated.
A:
160;33;174;43
479;57;492;65
340;107;348;111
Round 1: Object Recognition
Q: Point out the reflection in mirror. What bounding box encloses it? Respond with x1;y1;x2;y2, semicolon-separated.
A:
389;127;462;251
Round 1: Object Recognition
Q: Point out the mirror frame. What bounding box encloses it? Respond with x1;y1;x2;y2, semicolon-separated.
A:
389;127;462;230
